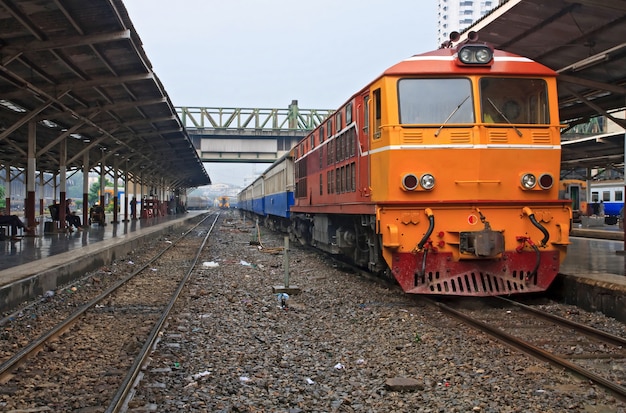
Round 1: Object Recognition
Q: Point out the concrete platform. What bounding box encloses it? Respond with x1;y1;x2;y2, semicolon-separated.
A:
0;212;204;313
553;226;626;323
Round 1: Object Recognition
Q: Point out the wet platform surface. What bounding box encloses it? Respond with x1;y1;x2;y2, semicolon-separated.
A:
562;237;624;276
0;212;203;287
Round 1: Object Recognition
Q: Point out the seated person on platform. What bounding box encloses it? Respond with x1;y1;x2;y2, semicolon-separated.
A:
0;209;33;241
65;199;82;231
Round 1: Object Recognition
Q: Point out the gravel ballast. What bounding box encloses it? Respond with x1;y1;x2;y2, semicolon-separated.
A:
129;214;626;413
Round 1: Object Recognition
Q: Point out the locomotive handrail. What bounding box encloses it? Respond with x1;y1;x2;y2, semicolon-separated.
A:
417;208;435;250
455;180;501;184
523;207;550;247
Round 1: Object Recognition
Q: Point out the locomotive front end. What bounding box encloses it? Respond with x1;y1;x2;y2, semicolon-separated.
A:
371;35;570;296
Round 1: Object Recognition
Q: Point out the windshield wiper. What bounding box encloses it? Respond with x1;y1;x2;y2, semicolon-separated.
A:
435;95;470;137
487;98;523;137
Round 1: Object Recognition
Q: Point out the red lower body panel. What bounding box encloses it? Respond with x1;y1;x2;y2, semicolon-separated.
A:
391;250;560;296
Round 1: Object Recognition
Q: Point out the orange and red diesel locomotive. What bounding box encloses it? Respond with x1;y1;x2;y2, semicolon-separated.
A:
239;32;571;296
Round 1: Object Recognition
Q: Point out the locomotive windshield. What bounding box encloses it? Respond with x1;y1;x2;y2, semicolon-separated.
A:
398;78;474;124
480;78;549;124
398;77;550;126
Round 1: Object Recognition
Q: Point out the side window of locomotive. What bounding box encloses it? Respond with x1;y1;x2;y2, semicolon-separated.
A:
398;78;474;125
373;89;381;139
480;78;549;124
363;96;369;136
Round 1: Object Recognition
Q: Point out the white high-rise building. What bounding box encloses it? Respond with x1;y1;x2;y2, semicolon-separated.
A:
437;0;500;47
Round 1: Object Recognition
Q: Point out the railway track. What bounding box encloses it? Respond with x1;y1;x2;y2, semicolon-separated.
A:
0;212;220;412
428;296;626;401
325;254;626;401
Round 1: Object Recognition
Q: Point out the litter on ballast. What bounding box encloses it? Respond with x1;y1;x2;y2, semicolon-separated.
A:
192;370;211;379
202;261;219;268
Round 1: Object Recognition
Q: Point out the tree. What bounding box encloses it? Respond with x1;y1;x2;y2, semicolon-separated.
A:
88;179;113;207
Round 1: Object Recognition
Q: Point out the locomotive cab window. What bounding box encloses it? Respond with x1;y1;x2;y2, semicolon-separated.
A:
398;78;474;124
373;89;381;139
480;78;549;124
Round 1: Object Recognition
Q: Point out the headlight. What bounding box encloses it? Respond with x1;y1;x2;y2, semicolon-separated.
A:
539;174;554;189
420;174;435;190
459;48;474;63
475;48;492;63
521;173;537;189
457;45;493;65
402;174;419;191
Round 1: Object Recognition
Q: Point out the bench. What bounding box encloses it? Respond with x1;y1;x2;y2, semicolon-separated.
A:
89;205;105;226
0;220;24;240
45;204;64;233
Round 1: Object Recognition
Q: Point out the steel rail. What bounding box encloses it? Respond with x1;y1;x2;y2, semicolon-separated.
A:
496;296;626;347
0;214;215;382
105;212;220;412
427;298;626;401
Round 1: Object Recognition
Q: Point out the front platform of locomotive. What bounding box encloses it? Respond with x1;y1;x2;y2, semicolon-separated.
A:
370;32;571;296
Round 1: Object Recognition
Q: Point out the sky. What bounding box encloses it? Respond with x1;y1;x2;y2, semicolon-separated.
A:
123;0;438;187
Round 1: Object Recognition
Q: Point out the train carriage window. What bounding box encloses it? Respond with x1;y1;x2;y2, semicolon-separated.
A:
337;137;341;162
363;96;369;136
320;174;323;196
336;111;343;131
399;78;474;124
327;119;333;139
346;103;353;124
310;134;315;149
616;190;623;202
351;162;356;192
347;131;352;158
319;125;324;143
327;171;331;194
480;78;549;124
603;191;611;202
338;134;346;161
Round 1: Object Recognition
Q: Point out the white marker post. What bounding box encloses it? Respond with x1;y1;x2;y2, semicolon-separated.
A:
272;235;300;295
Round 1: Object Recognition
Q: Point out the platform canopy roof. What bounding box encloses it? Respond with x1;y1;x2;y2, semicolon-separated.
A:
0;0;211;188
458;0;626;130
456;0;626;174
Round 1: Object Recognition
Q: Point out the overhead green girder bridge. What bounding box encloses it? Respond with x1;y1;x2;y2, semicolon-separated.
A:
176;101;334;163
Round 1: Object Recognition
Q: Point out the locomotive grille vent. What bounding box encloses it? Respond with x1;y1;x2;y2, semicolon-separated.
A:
403;132;423;143
488;131;508;143
416;270;530;295
450;131;471;143
531;131;551;143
